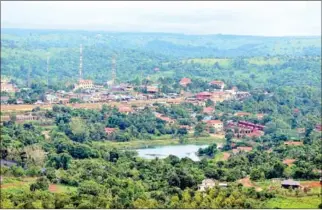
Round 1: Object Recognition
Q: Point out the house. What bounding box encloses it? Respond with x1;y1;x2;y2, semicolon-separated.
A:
246;130;264;138
1;79;18;93
209;80;225;90
104;127;116;135
196;92;212;100
118;105;133;114
0;96;9;104
296;128;306;134
203;107;214;114
179;78;191;87
203;120;223;132
234;112;251;117
238;121;265;131
146;86;158;93
198;179;216;192
284;141;303;146
218;183;228;187
45;94;58;104
256;113;265;120
154;67;160;72
74;79;94;90
281;179;300;189
0;159;18;167
236;146;253;153
283;159;296;166
315;124;322;132
212;91;232;102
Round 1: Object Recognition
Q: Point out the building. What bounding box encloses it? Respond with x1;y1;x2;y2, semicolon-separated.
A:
238;121;265;131
146;86;158;94
209;80;225;90
0;96;9;104
315;124;322;132
179;78;191;87
203;120;223;132
281;179;300;189
283;159;296;166
232;146;253;154
196;92;212;100
203;107;215;114
284;141;303;146
234;112;251;117
74;79;94;90
198;179;216;192
1;79;18;93
104;127;116;135
118;105;133;114
45;94;58;104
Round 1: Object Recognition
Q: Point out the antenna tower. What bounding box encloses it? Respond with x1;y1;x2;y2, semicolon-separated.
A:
111;54;116;85
79;44;83;80
27;64;31;87
47;54;50;87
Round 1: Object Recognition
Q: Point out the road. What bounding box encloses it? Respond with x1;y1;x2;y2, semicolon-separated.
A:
1;98;184;113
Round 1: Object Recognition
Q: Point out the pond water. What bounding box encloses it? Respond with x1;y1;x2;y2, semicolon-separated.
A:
135;144;209;161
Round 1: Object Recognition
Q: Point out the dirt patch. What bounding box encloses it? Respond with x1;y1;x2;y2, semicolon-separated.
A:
301;181;321;188
238;177;254;187
0;182;24;189
48;184;58;193
222;152;230;161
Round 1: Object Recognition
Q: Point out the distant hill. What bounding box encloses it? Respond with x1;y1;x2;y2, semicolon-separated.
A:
1;28;321;85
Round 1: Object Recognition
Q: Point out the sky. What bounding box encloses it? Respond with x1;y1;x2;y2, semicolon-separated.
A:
1;1;321;36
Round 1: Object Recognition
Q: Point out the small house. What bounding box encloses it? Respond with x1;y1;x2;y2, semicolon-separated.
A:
198;179;216;192
281;179;300;189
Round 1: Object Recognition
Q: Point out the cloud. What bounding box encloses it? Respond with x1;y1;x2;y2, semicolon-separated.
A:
1;1;321;36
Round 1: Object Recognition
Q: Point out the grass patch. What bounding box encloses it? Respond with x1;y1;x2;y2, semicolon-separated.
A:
264;196;321;209
93;136;224;149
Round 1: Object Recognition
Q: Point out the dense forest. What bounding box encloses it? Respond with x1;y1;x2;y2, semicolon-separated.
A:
1;28;321;86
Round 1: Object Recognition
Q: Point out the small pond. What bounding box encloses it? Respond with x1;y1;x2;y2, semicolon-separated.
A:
135;144;209;161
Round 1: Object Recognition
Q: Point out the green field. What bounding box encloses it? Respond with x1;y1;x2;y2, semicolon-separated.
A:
264;196;321;209
93;135;224;149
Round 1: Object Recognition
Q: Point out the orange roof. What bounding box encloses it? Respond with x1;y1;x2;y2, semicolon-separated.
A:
237;146;253;152
147;86;158;92
235;112;251;117
209;80;224;85
158;116;174;122
283;159;296;166
204;120;222;125
180;78;191;85
284;141;303;146
118;106;132;113
105;127;116;134
203;107;214;113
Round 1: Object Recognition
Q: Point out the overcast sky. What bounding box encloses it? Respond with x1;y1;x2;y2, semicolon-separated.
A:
1;1;321;36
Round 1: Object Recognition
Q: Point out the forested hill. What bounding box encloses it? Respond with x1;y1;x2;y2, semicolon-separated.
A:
1;28;321;86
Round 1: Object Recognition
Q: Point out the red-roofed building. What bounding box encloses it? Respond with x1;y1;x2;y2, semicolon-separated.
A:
234;112;251;117
283;159;296;166
118;106;133;114
196;92;212;100
203;107;214;114
203;120;223;132
209;80;225;89
105;127;116;135
147;86;158;93
180;78;191;87
246;130;264;138
237;146;253;152
284;141;303;146
158;116;175;124
315;124;322;132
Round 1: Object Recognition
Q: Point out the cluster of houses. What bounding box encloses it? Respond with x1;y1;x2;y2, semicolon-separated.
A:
226;120;265;138
0;79;19;93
